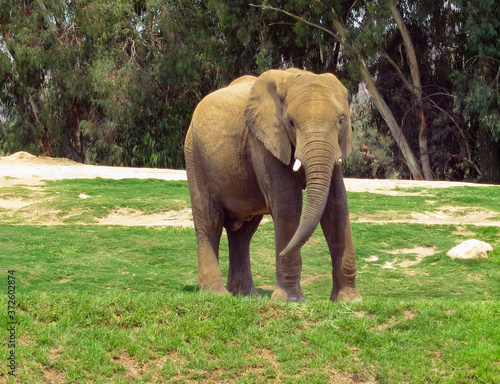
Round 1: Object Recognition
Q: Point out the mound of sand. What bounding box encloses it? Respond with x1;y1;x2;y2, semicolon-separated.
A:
0;152;186;182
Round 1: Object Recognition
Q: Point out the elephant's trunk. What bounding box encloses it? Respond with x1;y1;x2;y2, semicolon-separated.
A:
279;131;340;257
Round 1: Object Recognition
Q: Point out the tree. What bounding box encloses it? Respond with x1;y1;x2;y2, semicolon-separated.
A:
0;0;264;167
254;0;499;183
454;0;500;183
0;0;143;163
389;2;432;180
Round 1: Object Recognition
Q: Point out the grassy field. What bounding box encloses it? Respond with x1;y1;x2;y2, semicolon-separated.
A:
1;177;499;383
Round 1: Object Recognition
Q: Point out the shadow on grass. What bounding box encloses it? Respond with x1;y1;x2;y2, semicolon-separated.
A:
179;283;275;300
256;288;274;298
181;285;199;293
182;285;274;299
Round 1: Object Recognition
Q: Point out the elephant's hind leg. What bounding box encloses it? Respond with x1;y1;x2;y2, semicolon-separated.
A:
185;130;229;295
227;215;262;296
187;185;228;293
196;236;228;294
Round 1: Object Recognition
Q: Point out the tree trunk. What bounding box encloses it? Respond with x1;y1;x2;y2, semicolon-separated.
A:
40;126;54;157
478;123;500;184
390;3;433;180
28;93;54;157
360;62;424;180
72;96;85;163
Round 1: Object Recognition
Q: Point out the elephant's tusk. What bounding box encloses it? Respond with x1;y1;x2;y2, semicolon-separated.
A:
293;158;302;172
336;158;343;166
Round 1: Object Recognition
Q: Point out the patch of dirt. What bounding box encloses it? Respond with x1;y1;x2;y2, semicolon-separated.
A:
0;151;186;182
371;310;417;333
410;206;500;226
248;346;281;380
43;366;66;384
47;347;61;363
344;177;495;194
97;208;193;227
0;197;33;210
113;350;144;380
353;311;376;319
3;151;79;165
466;273;483;282
387;247;437;268
354;207;500;226
452;226;478;237
301;273;330;286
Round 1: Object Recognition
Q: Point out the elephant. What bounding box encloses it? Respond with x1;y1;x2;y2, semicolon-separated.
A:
184;69;361;302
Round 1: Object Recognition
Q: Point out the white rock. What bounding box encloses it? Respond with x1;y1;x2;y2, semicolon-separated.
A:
79;193;91;199
447;239;493;260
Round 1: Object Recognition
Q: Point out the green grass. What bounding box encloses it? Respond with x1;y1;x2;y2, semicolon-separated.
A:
0;225;198;294
1;294;499;383
1;178;499;383
0;178;190;224
349;186;500;216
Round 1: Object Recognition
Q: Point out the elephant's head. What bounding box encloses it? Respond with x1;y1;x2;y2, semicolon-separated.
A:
245;69;352;257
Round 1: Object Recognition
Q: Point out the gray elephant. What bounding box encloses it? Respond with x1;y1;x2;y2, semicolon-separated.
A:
184;69;361;302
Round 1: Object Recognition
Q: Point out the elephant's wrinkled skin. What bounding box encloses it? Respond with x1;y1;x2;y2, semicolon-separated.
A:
184;69;361;302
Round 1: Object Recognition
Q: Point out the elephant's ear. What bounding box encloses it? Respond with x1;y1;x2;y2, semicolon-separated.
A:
340;115;354;161
245;70;298;165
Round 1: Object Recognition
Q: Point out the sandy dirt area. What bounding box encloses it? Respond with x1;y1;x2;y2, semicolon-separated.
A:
1;151;499;228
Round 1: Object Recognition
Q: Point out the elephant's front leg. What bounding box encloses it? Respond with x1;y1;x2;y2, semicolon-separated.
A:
320;166;362;302
271;194;306;302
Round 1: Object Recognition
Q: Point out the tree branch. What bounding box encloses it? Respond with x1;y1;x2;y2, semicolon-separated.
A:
377;49;414;95
250;4;342;44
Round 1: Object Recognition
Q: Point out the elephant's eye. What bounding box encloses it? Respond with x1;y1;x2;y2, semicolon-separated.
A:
287;117;296;129
338;115;346;126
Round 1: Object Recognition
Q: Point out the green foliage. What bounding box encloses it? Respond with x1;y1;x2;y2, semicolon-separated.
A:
345;0;500;182
453;0;500;141
0;1;262;168
1;0;499;181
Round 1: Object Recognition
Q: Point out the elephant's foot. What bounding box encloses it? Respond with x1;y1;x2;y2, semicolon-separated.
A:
200;278;230;295
271;287;307;302
227;281;259;297
330;286;362;302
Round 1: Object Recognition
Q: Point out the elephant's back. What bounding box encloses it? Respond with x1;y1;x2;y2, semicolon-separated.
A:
189;80;253;141
187;78;255;171
195;79;254;119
